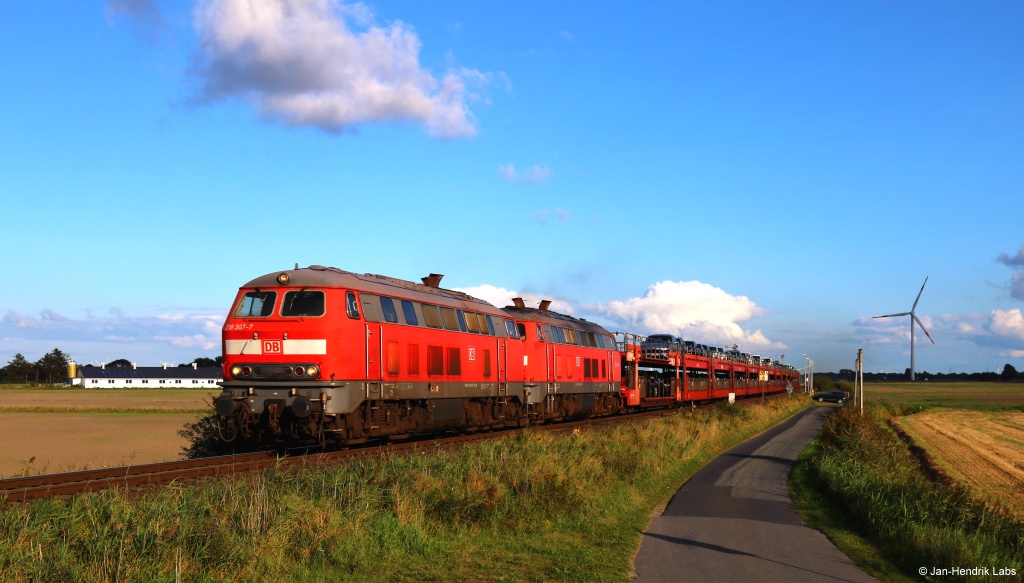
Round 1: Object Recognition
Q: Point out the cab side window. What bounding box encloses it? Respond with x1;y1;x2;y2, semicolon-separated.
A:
346;292;360;319
505;319;519;338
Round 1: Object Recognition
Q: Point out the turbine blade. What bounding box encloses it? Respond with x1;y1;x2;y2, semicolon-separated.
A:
912;314;935;344
912;276;929;311
873;312;910;318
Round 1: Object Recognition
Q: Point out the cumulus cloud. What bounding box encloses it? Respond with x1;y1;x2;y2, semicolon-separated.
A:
459;280;784;349
853;313;938;344
189;0;498;137
454;284;574;314
498;163;552;183
989;309;1024;342
857;309;1024;353
997;244;1024;301
589;281;783;349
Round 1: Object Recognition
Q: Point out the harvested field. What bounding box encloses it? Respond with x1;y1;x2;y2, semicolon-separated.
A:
899;409;1024;517
0;411;197;478
0;387;215;412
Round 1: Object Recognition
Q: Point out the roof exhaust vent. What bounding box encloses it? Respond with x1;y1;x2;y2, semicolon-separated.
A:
512;297;526;308
421;273;444;288
538;300;552;311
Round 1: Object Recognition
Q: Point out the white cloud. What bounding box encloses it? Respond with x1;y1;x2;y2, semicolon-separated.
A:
498;163;552;183
190;0;499;137
458;280;783;349
855;310;1024;353
989;309;1024;341
454;284;573;314
589;280;783;349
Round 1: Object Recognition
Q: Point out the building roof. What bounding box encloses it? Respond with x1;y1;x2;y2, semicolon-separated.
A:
77;366;222;379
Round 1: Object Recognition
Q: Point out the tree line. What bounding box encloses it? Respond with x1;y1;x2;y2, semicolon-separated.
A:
0;349;224;385
823;363;1023;383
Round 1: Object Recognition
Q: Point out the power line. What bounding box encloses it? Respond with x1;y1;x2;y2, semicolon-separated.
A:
864;357;902;372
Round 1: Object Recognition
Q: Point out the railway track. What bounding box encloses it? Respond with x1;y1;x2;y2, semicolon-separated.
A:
0;393;787;503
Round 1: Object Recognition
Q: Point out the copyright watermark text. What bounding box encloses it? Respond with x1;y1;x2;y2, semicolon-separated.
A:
920;566;1017;577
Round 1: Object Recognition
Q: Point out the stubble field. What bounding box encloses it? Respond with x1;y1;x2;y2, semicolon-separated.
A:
898;409;1024;518
0;387;216;478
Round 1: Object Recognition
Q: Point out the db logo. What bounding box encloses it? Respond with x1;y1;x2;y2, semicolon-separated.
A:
262;340;282;354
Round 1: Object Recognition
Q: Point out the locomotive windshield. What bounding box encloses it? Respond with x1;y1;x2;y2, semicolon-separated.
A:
281;290;325;317
235;291;277;318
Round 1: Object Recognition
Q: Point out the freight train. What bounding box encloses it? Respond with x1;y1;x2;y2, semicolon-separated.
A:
213;265;800;446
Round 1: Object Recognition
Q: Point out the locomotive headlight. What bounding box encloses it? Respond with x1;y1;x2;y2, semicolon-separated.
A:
277;273;290;285
230;365;242;377
306;365;320;378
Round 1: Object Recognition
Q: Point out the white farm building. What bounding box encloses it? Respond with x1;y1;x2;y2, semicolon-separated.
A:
71;362;222;388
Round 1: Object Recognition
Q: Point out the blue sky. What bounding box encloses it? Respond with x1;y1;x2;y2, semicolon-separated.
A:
2;0;1022;374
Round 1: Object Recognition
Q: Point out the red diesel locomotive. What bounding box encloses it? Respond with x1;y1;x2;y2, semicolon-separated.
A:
214;265;799;446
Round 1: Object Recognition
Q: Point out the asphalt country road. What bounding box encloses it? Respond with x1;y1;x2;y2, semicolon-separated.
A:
632;405;876;582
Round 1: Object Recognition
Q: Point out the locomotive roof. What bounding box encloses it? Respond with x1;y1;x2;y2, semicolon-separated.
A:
242;266;614;332
501;306;612;335
241;265;502;314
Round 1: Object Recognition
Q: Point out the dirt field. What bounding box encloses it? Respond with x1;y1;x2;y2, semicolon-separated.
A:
0;411;200;478
899;409;1024;517
0;387;216;412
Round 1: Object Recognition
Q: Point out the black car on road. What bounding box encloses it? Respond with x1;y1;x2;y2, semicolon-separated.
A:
811;390;848;404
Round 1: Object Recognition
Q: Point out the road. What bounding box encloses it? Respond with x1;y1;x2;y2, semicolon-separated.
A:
632;405;876;582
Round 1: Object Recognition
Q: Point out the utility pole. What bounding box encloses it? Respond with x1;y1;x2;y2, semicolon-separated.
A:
856;348;864;416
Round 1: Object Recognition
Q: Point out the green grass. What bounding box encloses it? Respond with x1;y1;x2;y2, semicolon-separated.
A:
790;402;1024;582
0;396;809;582
864;382;1024;410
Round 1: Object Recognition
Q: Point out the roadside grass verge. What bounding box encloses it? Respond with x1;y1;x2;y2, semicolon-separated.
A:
0;396;807;582
790;402;1024;582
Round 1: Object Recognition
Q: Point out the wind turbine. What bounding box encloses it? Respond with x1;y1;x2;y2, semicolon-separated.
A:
873;277;934;381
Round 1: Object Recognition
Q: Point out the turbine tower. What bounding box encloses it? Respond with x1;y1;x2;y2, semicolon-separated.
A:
873;277;934;381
